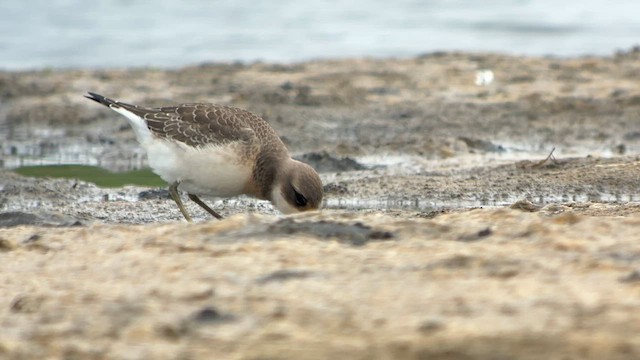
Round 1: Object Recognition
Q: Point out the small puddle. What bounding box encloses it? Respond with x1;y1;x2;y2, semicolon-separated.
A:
324;192;639;211
0;124;146;171
325;197;439;211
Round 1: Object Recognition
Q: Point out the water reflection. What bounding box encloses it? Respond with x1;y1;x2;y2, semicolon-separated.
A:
324;193;637;211
0;125;147;171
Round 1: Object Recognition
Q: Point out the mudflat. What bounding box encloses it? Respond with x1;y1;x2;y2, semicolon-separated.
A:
1;50;640;359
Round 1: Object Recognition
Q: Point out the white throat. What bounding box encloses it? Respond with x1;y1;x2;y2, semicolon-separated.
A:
270;186;298;214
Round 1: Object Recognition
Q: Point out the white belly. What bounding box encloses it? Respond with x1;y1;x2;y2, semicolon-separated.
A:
143;138;252;197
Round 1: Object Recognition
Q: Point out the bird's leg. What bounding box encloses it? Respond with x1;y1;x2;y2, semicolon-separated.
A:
169;181;193;222
188;194;224;220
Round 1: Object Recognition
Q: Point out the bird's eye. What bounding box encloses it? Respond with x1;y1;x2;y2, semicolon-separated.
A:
293;189;308;207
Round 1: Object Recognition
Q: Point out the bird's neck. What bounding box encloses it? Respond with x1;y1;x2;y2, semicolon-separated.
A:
249;147;289;200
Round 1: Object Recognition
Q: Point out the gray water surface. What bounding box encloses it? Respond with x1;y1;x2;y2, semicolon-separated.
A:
1;0;639;70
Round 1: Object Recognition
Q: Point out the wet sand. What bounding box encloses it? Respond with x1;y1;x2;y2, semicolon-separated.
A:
1;50;640;359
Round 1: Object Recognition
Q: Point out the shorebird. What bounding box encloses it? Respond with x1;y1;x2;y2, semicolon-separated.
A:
85;92;323;221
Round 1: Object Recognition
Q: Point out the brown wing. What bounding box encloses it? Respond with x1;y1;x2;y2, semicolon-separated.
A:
86;92;287;159
119;102;275;148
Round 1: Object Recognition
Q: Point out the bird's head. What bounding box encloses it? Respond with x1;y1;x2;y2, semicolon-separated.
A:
270;159;323;214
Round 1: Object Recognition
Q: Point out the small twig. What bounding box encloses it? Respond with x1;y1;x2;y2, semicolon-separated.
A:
515;147;559;170
531;147;557;168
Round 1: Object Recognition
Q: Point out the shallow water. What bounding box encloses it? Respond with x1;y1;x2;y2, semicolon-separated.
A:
0;127;147;171
325;193;639;212
5;138;637;213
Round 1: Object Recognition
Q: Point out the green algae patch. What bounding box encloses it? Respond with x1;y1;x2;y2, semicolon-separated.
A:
13;165;166;188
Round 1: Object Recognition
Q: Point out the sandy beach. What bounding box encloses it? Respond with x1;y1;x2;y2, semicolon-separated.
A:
1;50;640;359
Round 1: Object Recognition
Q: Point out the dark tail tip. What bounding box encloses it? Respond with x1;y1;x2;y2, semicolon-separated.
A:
84;92;116;107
